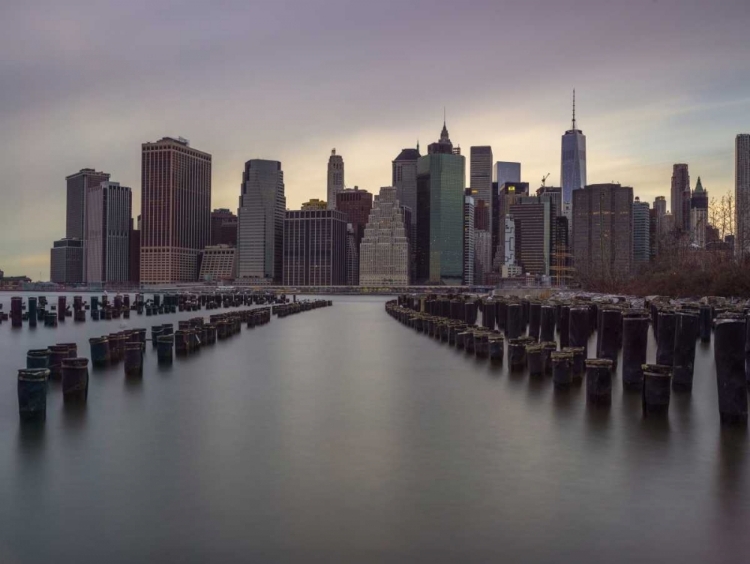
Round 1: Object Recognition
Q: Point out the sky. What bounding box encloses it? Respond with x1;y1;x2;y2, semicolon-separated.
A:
1;0;749;278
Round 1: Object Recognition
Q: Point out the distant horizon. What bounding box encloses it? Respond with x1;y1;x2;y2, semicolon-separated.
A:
2;0;749;276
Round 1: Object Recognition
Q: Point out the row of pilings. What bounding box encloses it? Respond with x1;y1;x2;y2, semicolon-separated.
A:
386;294;748;425
16;306;275;422
0;291;287;327
272;300;333;318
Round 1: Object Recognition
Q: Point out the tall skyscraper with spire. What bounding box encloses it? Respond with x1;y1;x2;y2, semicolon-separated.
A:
327;149;345;210
690;177;708;248
416;119;466;284
561;91;587;205
670;163;690;233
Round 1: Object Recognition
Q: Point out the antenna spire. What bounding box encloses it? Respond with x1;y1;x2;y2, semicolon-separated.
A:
572;89;577;129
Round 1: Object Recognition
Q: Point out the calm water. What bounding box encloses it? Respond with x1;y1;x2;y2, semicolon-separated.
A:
0;293;748;563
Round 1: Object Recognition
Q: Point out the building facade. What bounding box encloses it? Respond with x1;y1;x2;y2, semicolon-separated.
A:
509;196;552;276
393;147;420;280
237;159;285;283
335;187;373;246
85;181;132;284
572;183;634;279
50;238;84;284
415;122;466;284
493;182;529;270
283;209;347;286
561;93;587;206
199;245;237;281
670;163;690;233
736;134;750;256
463;191;475;285
210;209;238;247
345;224;359;285
140;137;212;284
66;168;110;241
129;218;140;284
632;197;650;268
470;146;493;281
359;186;409;287
327;149;345;210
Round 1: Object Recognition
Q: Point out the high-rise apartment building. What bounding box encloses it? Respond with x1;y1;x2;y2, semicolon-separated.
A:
572;183;634;279
691;178;708;249
283;209;347;286
140;137;212;284
359;186;409;287
66;168;111;240
735;134;750;256
210;209;238;247
495;161;521;189
327;149;345;210
50;238;84;284
632;197;650;268
237;159;285;283
463;190;475;285
561;92;587;205
85;181;132;284
670;163;690;233
416;121;466;284
470;146;493;283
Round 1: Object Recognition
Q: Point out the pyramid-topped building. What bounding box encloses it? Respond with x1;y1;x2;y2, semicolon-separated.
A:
359;186;409;286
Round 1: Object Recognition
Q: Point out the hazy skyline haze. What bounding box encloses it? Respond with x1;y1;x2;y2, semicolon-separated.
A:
1;0;748;276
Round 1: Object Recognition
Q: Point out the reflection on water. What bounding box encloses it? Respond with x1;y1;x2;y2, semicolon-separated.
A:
0;294;748;562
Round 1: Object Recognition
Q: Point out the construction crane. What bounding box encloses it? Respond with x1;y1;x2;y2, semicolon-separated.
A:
541;173;550;187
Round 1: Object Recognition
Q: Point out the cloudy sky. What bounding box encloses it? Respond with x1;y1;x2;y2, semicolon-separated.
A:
1;0;748;277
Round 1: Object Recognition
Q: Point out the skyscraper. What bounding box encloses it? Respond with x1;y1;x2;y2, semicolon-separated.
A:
85;181;132;284
359;186;409;287
495;161;521;189
140;137;212;284
470;146;493;283
283;209;347;286
416;121;466;284
327;149;345;210
129;217;140;284
690;177;708;249
463;190;475;285
336;187;373;247
736;134;750;256
632;197;650;268
393;146;421;279
237;159;286;283
66;168;110;240
670;163;690;233
509;196;553;276
561;91;587;205
572;183;634;279
493;182;529;270
50;238;83;284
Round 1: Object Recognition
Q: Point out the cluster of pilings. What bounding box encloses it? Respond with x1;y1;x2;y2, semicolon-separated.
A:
386;293;749;425
18;343;90;420
16;305;276;421
273;300;333;318
1;291;288;328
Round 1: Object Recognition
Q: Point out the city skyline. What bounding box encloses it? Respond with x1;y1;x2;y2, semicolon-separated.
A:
1;0;749;276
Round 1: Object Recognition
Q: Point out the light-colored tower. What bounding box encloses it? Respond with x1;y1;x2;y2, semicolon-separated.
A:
327;149;345;210
632;197;650;267
463;191;475;285
85;181;132;283
670;163;691;233
237;159;286;283
561;90;587;205
736;134;750;256
140;137;212;284
359;186;409;286
690;177;708;249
